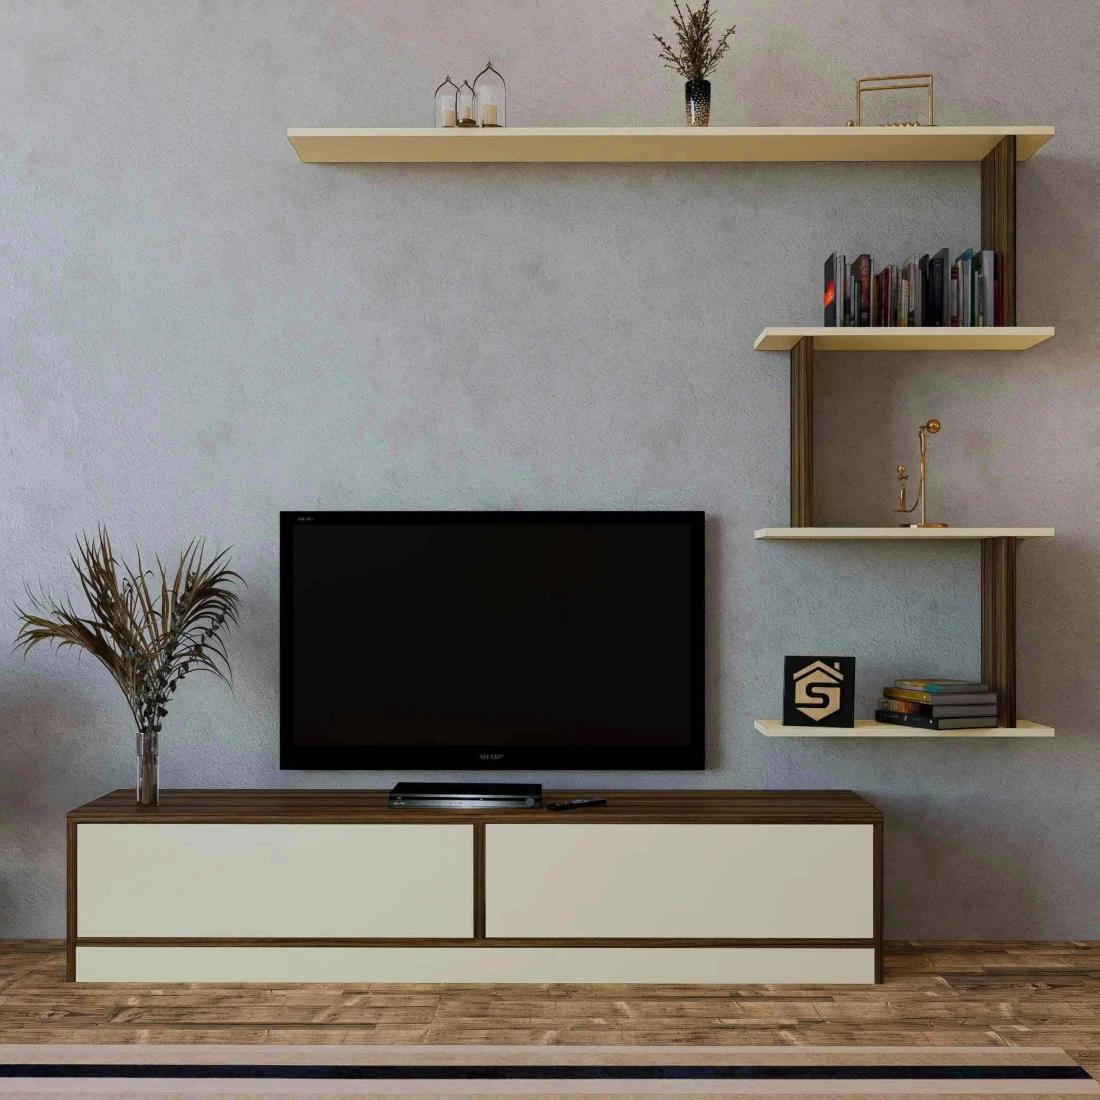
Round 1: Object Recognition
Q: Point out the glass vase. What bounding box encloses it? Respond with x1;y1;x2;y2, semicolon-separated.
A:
136;727;159;807
472;61;506;127
434;76;458;128
685;78;711;126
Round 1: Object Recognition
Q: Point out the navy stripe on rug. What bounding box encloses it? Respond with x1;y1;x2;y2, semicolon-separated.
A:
0;1064;1091;1080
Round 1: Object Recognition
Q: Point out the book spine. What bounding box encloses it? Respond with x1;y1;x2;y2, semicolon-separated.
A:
883;687;997;705
879;698;924;715
854;255;872;326
875;709;936;729
824;254;837;326
917;254;929;326
929;252;943;328
838;254;847;326
980;250;996;328
939;249;952;325
876;710;997;730
894;679;989;693
995;251;1002;325
950;264;959;326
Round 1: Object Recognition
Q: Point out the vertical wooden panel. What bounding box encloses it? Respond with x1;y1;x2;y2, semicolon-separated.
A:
981;135;1016;325
981;537;1017;727
66;820;77;982
873;819;883;985
790;337;814;526
473;822;486;939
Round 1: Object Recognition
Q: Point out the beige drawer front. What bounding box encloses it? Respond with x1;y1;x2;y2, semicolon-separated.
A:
75;945;875;984
486;823;873;938
77;823;473;938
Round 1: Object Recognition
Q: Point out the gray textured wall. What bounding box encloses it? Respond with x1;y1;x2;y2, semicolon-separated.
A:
2;0;1098;939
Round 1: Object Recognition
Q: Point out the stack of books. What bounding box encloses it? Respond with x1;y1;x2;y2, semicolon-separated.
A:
824;250;1003;328
876;678;999;730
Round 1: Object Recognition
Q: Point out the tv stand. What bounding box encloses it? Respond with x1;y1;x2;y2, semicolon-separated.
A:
67;789;882;984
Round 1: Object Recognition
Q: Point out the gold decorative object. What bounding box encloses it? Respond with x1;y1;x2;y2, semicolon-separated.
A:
456;81;477;128
846;73;934;127
894;418;948;528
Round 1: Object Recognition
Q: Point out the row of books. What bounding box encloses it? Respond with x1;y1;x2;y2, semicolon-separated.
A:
875;678;999;730
824;250;1003;328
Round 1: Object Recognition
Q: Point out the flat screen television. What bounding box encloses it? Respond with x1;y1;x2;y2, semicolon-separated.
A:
280;511;704;770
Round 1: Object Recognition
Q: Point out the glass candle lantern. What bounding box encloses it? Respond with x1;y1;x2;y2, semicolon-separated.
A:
456;81;477;127
434;76;458;127
472;61;506;127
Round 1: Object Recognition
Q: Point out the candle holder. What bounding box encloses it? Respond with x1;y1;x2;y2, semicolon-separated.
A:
456;81;477;128
433;76;458;128
472;61;506;127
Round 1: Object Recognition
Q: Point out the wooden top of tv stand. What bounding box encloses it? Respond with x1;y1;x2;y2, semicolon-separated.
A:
69;789;882;824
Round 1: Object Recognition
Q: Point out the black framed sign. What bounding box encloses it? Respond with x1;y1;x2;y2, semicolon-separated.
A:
783;656;856;727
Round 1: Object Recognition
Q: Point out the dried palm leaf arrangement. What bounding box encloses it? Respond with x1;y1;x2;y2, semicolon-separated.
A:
15;528;241;805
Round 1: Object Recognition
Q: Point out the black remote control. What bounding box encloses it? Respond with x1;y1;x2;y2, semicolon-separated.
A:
547;798;607;812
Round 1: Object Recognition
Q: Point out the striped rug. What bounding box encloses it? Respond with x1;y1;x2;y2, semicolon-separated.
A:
0;1044;1095;1097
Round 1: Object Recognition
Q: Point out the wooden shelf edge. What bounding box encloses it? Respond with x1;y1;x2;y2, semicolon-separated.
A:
753;327;1055;352
755;719;1054;738
754;527;1055;540
286;125;1055;165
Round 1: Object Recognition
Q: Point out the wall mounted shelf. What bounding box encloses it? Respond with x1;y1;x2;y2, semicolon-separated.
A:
752;131;1055;731
286;118;1059;737
287;125;1054;165
755;719;1054;738
755;527;1055;541
754;327;1054;352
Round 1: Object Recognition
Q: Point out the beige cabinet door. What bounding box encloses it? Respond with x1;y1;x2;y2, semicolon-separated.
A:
486;823;872;938
77;823;474;938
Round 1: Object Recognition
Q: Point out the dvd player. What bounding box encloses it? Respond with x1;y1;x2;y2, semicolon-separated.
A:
389;782;543;810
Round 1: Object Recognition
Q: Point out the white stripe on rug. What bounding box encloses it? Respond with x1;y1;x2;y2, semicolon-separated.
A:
0;1045;1086;1066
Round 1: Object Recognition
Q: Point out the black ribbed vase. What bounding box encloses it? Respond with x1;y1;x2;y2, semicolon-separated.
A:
685;78;711;126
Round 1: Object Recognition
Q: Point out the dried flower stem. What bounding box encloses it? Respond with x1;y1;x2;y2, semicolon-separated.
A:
654;0;736;81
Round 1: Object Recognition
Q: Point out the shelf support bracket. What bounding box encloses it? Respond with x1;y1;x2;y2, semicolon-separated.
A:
981;135;1016;325
790;337;814;526
981;536;1017;727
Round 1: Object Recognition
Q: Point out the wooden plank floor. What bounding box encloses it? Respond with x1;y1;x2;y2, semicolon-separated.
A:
1;942;1098;1077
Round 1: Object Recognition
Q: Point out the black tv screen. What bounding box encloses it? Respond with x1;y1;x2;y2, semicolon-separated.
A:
280;511;704;770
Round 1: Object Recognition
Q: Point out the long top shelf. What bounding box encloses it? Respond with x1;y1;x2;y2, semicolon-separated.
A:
755;528;1055;540
287;126;1054;164
754;327;1055;352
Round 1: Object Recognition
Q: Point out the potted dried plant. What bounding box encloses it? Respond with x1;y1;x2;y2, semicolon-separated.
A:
654;0;736;126
15;529;241;806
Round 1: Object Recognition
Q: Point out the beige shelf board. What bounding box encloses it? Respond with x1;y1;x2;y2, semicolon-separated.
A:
754;326;1055;352
755;719;1054;738
755;527;1054;540
286;126;1054;165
